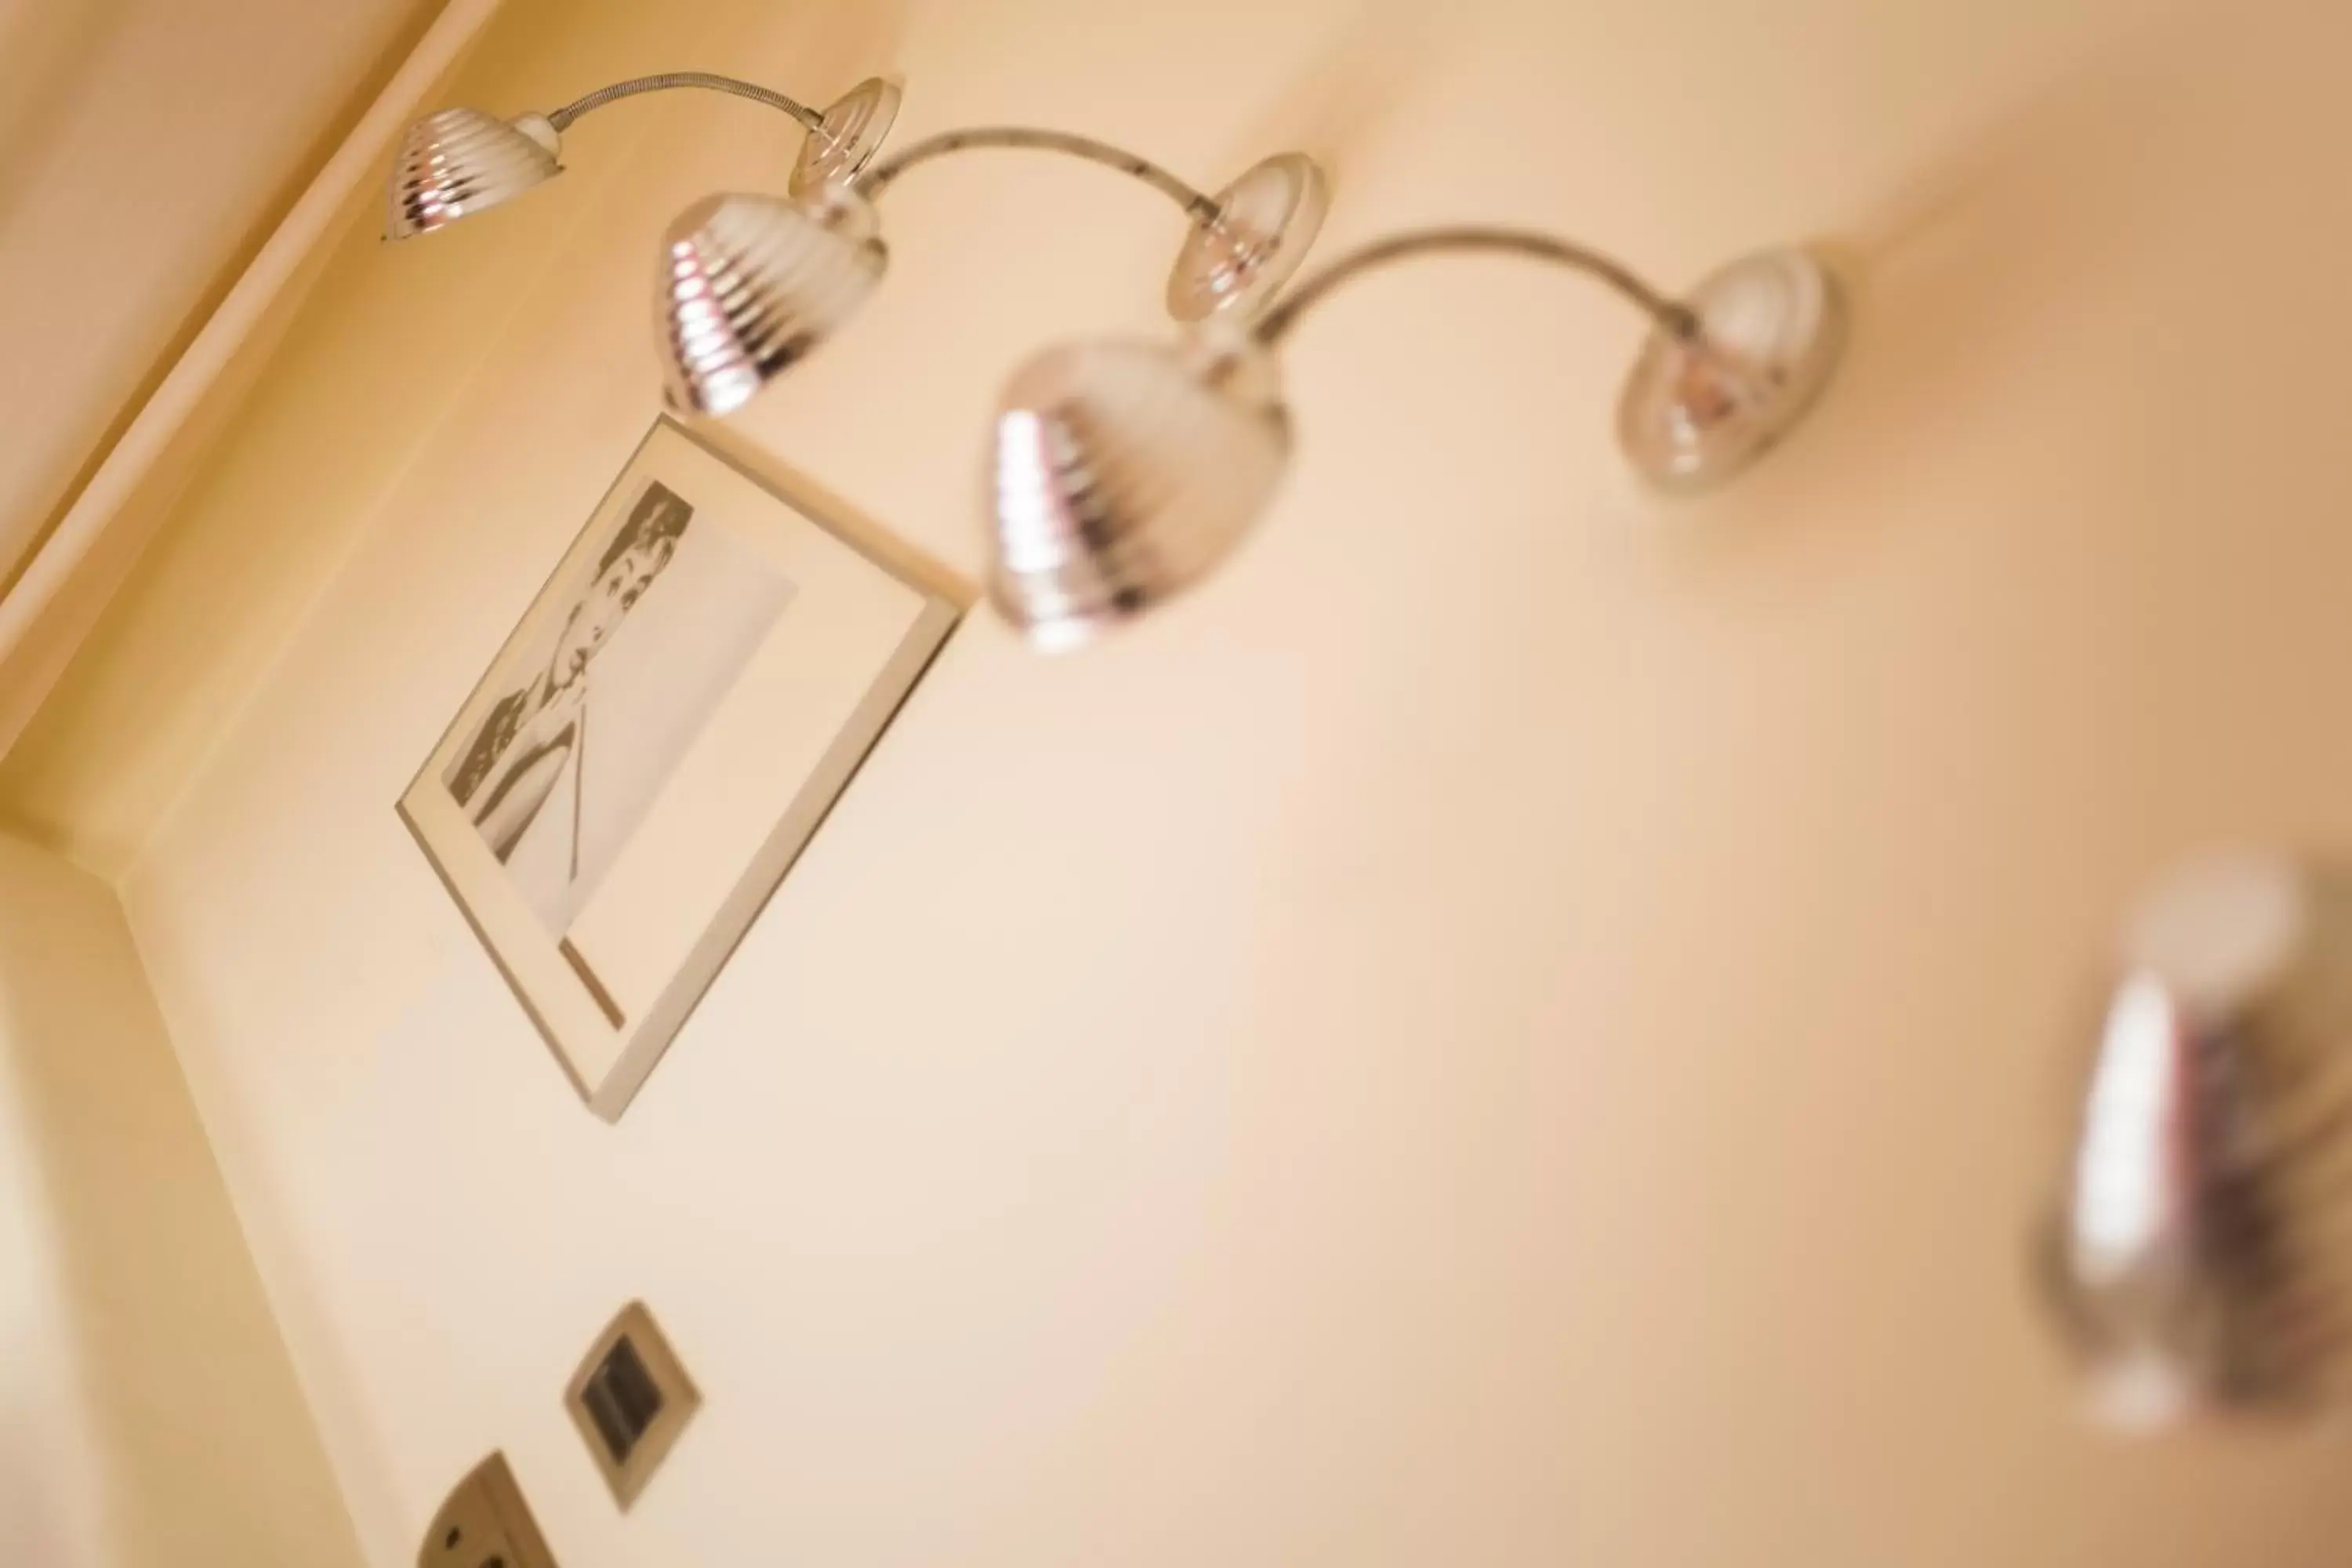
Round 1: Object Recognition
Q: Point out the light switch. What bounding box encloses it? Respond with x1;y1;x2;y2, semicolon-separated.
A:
564;1301;701;1510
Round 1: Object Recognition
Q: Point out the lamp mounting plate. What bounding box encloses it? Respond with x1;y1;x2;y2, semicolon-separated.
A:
1167;152;1329;324
1617;247;1845;492
791;77;901;198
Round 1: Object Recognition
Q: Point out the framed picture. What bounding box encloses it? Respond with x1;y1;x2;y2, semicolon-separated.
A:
400;417;959;1121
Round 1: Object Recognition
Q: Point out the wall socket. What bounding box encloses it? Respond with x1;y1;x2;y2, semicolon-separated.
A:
418;1452;559;1568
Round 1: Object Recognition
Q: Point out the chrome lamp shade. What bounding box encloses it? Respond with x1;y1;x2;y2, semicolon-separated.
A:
989;331;1290;650
385;107;561;240
2044;851;2352;1427
655;187;887;417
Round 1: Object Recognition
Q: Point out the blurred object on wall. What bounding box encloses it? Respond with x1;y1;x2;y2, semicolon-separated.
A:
2044;851;2352;1427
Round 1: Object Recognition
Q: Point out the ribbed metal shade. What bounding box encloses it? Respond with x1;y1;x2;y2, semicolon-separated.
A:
2043;852;2352;1427
655;187;887;417
989;333;1290;650
385;108;561;240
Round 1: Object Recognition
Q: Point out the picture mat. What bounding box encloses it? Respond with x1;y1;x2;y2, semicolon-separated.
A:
400;418;957;1116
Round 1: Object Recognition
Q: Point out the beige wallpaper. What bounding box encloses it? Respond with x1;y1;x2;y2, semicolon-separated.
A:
20;0;2352;1561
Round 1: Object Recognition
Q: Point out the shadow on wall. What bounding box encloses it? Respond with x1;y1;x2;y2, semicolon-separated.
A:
0;1192;103;1566
1639;2;2249;587
1200;0;1453;192
0;0;132;218
0;833;362;1568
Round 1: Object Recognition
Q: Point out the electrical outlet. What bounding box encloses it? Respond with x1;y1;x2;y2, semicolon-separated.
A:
418;1453;559;1568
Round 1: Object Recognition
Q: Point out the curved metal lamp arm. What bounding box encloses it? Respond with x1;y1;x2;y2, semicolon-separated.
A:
853;126;1224;225
1256;227;1701;345
546;72;827;135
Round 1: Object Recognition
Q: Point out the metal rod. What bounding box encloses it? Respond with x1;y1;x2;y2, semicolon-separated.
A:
1257;227;1700;345
546;72;827;135
853;125;1224;225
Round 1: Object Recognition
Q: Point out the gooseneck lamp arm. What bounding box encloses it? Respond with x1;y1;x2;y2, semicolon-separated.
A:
1255;226;1703;344
387;73;901;241
544;71;829;135
979;226;1843;647
853;126;1225;225
651;125;1331;417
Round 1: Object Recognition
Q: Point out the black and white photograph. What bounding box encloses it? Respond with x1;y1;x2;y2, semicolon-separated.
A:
401;418;960;1122
441;478;792;936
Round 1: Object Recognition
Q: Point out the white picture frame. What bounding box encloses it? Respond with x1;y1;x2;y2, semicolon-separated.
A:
399;417;959;1121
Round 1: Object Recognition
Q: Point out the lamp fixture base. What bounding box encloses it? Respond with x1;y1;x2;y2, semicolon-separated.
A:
1166;152;1329;324
1617;247;1844;493
790;77;901;197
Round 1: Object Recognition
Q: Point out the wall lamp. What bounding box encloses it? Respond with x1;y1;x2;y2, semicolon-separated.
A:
384;72;1330;418
385;72;905;239
2043;851;2352;1428
985;234;1846;648
653;136;1328;416
385;76;1843;655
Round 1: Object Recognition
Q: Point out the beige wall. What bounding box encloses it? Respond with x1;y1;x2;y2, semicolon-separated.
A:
0;0;439;588
0;832;361;1567
17;0;2352;1562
